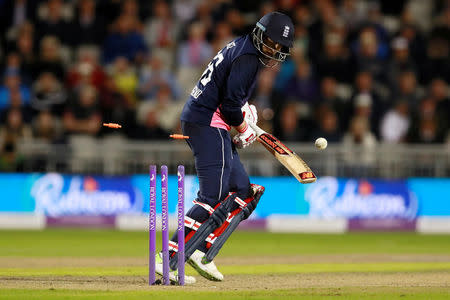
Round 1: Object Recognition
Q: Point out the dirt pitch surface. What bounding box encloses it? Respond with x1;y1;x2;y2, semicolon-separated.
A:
0;255;449;292
0;272;449;292
1;254;450;268
2;271;450;292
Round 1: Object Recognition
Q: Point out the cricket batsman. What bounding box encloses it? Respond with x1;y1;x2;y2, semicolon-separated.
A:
155;12;294;284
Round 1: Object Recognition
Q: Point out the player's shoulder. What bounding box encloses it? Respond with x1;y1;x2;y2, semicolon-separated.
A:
226;34;259;60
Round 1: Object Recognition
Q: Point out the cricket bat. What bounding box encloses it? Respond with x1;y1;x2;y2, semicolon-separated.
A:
248;122;316;184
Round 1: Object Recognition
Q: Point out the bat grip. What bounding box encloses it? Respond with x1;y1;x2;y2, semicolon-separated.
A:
247;122;265;137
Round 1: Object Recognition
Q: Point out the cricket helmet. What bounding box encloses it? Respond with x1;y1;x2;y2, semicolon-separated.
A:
252;12;294;63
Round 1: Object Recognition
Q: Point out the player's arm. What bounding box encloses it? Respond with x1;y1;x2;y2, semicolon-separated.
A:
220;55;259;148
235;120;248;132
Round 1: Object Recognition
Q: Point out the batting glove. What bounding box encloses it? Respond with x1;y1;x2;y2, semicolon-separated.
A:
233;122;257;149
242;102;258;125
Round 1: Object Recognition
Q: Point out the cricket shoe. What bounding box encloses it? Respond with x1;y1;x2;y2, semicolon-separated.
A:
154;253;196;285
188;250;224;281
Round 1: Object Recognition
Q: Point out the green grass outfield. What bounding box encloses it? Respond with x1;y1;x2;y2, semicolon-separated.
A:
0;230;449;299
0;287;449;300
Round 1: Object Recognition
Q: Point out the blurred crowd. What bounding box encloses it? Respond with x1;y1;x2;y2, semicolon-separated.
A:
0;0;450;171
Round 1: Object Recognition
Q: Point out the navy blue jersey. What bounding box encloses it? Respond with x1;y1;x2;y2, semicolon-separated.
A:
180;34;262;129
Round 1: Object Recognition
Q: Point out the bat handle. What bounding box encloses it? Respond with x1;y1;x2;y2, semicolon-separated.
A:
248;122;265;137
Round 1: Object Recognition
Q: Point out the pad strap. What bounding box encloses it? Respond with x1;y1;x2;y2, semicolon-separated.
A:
192;199;215;214
184;216;201;231
170;216;202;253
169;240;179;252
193;195;246;215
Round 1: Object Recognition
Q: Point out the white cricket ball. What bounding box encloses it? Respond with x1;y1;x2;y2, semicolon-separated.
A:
315;137;327;150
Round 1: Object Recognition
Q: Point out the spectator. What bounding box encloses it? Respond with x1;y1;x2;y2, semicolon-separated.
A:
99;75;135;137
429;78;449;112
224;8;247;37
0;0;38;34
36;0;71;44
420;28;450;84
138;54;181;100
397;23;426;69
177;22;212;69
429;78;449;132
121;0;144;27
316;33;353;83
394;70;423;108
274;102;310;142
68;0;106;47
31;72;66;114
186;2;214;41
387;37;417;87
102;14;147;64
32;110;63;143
359;1;389;51
312;107;342;143
338;0;366;30
272;24;304;92
317;76;351;130
418;97;437;122
308;0;339;61
0;136;24;171
32;36;65;80
430;6;450;45
292;24;309;60
135;85;176;140
66;46;106;92
253;68;277;125
353;71;376;97
1;52;31;85
0;108;32;171
353;27;386;83
408;97;445;144
137;84;183;135
285;59;319;105
0;70;30;110
211;22;234;53
63;85;101;136
173;0;200;24
11;22;36;75
176;21;213;94
342;115;377;166
144;0;179;67
0;87;32;123
380;100;411;143
276;0;296;18
409;118;442;144
352;92;383;137
0;0;448;154
351;71;386;127
0;108;32;153
109;56;138;107
136;110;169;140
259;1;277;20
